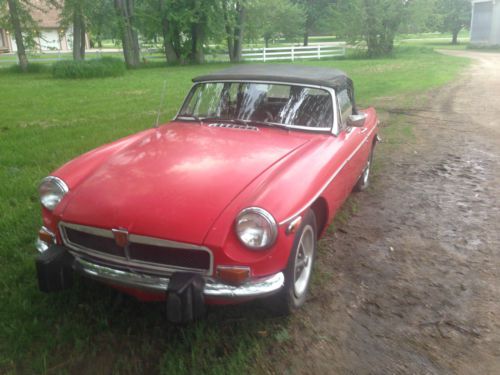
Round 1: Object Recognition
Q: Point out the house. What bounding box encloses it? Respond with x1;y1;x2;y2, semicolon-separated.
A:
0;1;87;53
470;0;500;46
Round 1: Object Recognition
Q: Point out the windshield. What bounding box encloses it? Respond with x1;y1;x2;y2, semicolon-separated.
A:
178;82;334;130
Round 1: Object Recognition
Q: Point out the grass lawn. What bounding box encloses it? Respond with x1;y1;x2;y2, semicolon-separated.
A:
0;47;469;374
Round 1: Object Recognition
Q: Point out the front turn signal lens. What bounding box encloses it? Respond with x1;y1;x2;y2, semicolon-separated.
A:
217;266;250;286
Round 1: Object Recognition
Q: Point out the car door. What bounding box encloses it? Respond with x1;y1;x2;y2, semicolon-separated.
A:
337;90;368;191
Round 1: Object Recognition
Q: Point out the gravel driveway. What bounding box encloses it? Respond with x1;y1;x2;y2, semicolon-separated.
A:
270;50;500;375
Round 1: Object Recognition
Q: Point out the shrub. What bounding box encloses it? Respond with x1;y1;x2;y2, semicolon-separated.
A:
52;57;126;79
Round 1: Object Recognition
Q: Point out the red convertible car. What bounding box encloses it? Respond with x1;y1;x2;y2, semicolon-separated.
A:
35;65;379;322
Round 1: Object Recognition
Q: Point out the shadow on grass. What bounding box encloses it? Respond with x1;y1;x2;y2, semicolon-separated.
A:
9;276;288;375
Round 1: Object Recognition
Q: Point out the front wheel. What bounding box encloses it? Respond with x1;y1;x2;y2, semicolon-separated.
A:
267;209;317;315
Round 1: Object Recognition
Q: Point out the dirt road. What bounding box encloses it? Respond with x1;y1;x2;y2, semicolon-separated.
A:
271;51;500;374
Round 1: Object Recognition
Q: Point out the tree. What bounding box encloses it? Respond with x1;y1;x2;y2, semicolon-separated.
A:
400;0;437;34
115;0;140;68
59;0;87;60
187;0;222;64
134;0;183;63
5;0;28;71
223;0;246;62
83;0;117;49
246;0;305;48
158;0;183;63
435;0;470;44
293;0;335;46
333;0;410;57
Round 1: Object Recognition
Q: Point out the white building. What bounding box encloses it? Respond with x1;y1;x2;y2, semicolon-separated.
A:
470;0;500;46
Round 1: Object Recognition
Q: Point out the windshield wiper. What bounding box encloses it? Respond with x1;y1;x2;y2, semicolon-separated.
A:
255;121;290;130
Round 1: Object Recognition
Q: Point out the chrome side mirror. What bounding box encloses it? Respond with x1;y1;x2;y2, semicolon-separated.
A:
347;113;367;128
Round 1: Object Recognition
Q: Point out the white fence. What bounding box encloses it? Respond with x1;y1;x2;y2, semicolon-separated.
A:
242;43;346;62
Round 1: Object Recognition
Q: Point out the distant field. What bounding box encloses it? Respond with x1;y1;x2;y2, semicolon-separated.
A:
0;46;469;374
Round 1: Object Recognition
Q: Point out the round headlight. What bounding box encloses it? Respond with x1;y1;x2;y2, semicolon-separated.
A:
39;176;69;211
235;207;278;250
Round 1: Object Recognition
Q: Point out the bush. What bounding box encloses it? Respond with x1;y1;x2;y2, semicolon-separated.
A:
7;63;49;74
52;57;126;79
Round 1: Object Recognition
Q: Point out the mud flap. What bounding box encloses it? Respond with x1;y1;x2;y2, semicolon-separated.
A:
35;245;74;293
166;273;206;324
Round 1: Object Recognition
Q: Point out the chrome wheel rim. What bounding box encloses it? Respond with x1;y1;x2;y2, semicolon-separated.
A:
362;157;371;186
293;225;314;298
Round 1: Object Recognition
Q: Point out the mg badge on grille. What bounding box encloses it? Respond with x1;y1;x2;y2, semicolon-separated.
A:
112;228;129;247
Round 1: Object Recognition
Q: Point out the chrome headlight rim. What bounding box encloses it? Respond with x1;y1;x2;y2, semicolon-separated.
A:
39;176;69;211
235;207;278;250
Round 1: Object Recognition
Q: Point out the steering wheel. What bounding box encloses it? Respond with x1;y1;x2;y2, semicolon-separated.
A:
299;113;321;127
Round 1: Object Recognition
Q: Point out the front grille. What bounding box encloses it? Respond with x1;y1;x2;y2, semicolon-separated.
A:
60;222;212;275
128;243;210;270
65;227;125;258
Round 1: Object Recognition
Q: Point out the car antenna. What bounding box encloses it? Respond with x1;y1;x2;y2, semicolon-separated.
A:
154;80;167;128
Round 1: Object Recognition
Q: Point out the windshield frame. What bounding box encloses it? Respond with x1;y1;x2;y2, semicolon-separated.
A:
175;80;339;135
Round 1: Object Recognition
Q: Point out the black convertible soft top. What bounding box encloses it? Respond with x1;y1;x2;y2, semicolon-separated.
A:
192;64;357;112
193;64;352;91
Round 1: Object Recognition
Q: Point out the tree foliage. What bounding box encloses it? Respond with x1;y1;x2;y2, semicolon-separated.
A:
4;0;471;68
293;0;336;46
435;0;470;44
333;0;413;57
246;0;305;47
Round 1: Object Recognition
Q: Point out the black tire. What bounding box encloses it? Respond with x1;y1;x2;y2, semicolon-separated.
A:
353;146;374;192
267;209;317;316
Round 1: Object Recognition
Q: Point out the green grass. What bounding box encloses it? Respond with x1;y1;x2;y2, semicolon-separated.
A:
0;46;469;374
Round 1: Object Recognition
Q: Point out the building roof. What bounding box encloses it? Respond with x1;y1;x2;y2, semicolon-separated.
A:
193;64;353;92
28;0;62;29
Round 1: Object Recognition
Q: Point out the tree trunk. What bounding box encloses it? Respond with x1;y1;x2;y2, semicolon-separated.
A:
115;0;140;68
223;2;234;62
72;9;84;60
232;2;245;62
159;1;179;64
303;14;312;47
451;29;460;45
80;18;86;59
190;22;205;64
6;0;28;72
162;21;179;64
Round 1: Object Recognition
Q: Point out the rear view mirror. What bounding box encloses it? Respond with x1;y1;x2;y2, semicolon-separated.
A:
347;113;367;128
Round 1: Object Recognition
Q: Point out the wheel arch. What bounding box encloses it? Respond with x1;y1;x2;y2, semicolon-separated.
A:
310;197;329;239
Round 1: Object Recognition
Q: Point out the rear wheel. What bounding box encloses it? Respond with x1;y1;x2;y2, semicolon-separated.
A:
268;209;317;315
353;147;374;192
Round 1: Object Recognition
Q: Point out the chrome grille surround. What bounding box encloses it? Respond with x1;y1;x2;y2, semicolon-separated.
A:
59;221;213;276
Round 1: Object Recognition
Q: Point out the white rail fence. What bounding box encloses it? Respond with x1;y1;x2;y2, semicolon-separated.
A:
242;43;346;62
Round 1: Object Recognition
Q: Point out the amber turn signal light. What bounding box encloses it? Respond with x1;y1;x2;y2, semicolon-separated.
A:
217;266;250;286
38;228;55;244
286;216;302;235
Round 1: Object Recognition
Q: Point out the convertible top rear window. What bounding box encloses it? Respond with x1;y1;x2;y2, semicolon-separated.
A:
179;82;334;130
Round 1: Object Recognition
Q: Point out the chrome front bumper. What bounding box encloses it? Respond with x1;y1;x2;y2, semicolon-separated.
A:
74;257;285;299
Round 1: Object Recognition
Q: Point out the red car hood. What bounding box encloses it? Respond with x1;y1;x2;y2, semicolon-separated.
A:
60;121;310;244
